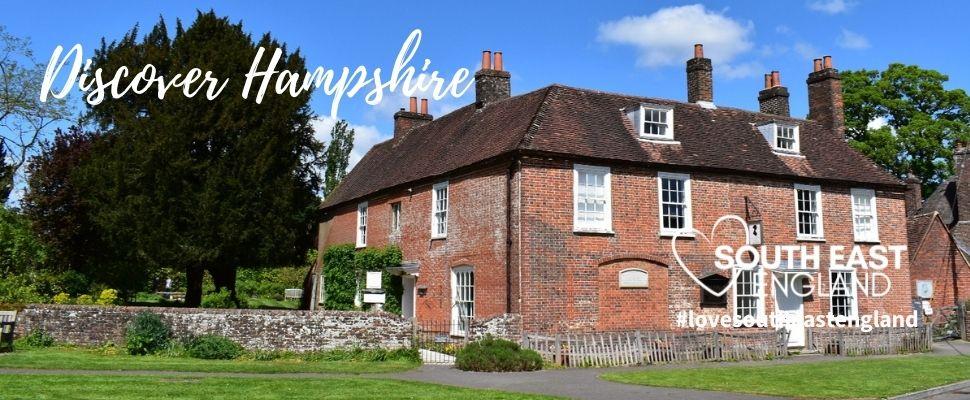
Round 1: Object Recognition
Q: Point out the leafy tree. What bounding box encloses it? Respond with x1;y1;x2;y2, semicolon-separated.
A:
0;26;71;196
0;207;47;276
843;64;970;194
323;120;354;197
23;126;102;277
0;145;13;203
79;11;324;306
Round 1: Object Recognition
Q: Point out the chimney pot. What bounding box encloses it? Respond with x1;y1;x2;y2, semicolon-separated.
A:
694;44;704;58
771;71;781;87
420;98;428;114
813;58;822;72
494;51;503;71
823;55;833;69
409;97;418;113
481;50;492;70
759;70;790;116
764;74;771;89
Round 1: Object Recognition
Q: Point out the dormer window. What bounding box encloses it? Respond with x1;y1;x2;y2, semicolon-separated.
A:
638;105;674;140
758;122;800;154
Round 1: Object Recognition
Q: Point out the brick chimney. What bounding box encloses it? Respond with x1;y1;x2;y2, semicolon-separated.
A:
475;50;511;107
686;44;713;104
954;141;969;171
758;71;790;116
904;173;923;217
393;96;432;138
807;55;845;137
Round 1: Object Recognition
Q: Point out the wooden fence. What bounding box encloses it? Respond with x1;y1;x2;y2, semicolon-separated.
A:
521;329;789;368
806;326;932;356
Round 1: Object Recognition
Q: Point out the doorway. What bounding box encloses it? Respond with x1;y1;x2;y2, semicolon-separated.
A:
773;273;806;347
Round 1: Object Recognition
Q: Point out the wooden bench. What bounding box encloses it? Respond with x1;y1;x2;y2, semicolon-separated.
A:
0;310;16;352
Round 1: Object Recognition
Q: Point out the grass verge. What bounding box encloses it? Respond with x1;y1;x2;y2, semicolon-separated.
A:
0;374;560;400
601;355;970;399
0;347;419;374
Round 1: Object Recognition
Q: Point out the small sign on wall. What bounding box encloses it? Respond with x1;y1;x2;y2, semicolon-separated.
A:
916;280;934;299
366;271;382;290
619;269;648;288
747;221;763;245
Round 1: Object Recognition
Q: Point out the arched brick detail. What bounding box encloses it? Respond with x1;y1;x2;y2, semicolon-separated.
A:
596;253;670;268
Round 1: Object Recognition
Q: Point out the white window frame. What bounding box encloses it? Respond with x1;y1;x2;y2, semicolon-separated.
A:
390;202;402;234
829;268;859;322
758;122;800;155
573;164;613;233
356;202;368;248
657;172;693;237
732;266;765;325
850;188;879;243
794;184;824;241
639;105;674;140
431;182;448;239
450;266;474;336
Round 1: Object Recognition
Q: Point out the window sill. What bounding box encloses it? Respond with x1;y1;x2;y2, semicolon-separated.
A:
431;236;447;241
573;229;615;236
854;239;880;244
356;244;367;249
639;136;679;144
660;231;695;238
796;237;826;242
773;150;804;158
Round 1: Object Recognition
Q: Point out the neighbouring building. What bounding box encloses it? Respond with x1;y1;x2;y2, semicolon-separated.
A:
907;146;970;312
317;46;914;347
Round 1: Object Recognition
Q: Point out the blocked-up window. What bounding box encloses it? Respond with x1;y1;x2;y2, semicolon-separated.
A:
390;202;402;233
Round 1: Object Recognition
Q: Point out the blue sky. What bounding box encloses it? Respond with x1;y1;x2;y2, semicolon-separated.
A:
6;0;970;168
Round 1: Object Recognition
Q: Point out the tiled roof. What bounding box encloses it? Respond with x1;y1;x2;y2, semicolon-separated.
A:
906;212;936;259
321;84;903;211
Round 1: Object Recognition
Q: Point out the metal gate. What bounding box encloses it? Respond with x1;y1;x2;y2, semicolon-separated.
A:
929;305;966;342
412;319;470;364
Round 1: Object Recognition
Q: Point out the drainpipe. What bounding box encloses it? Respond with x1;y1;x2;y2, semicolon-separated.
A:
505;156;518;314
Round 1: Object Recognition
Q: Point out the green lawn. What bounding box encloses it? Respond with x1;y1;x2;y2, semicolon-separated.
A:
602;355;970;399
0;374;558;400
0;347;418;374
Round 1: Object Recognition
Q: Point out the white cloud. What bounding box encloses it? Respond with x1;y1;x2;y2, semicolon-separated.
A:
312;116;388;169
837;28;870;49
719;61;766;79
597;4;754;68
807;0;855;14
867;116;888;130
793;42;819;60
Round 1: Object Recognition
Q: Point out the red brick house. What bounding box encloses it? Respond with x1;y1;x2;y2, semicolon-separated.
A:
317;46;914;346
907;146;970;312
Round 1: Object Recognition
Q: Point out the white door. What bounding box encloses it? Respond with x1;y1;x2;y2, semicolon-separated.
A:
773;274;806;347
401;275;416;320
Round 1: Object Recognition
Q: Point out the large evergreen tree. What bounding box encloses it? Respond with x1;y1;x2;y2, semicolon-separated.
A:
78;11;324;306
323;120;354;197
843;64;970;194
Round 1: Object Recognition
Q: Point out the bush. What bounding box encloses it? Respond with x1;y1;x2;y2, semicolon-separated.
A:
455;336;543;372
75;294;94;305
52;292;72;304
0;274;46;304
185;334;243;360
201;288;238;308
124;312;171;355
236;266;306;301
19;330;55;348
96;289;119;306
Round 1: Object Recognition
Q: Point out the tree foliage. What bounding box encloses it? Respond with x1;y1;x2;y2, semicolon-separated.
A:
77;11;324;306
0;145;13;203
0;25;70;196
323;120;354;198
843;64;970;194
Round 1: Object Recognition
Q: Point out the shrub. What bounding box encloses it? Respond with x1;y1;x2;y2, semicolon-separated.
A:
19;330;55;348
52;292;72;304
201;288;237;308
0;274;46;304
455;336;543;372
185;335;244;360
96;289;119;306
124;312;171;355
75;294;94;305
236;266;305;301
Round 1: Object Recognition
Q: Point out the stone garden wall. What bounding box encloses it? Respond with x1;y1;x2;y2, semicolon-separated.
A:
16;304;412;351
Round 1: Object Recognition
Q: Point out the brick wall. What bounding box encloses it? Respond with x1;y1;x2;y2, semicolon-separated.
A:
910;216;970;310
16;305;411;351
518;156;912;333
323;163;513;326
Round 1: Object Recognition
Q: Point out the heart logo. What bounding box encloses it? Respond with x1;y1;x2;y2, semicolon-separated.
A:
671;214;750;298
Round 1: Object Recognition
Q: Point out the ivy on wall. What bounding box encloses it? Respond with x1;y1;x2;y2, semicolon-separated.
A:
322;244;403;313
